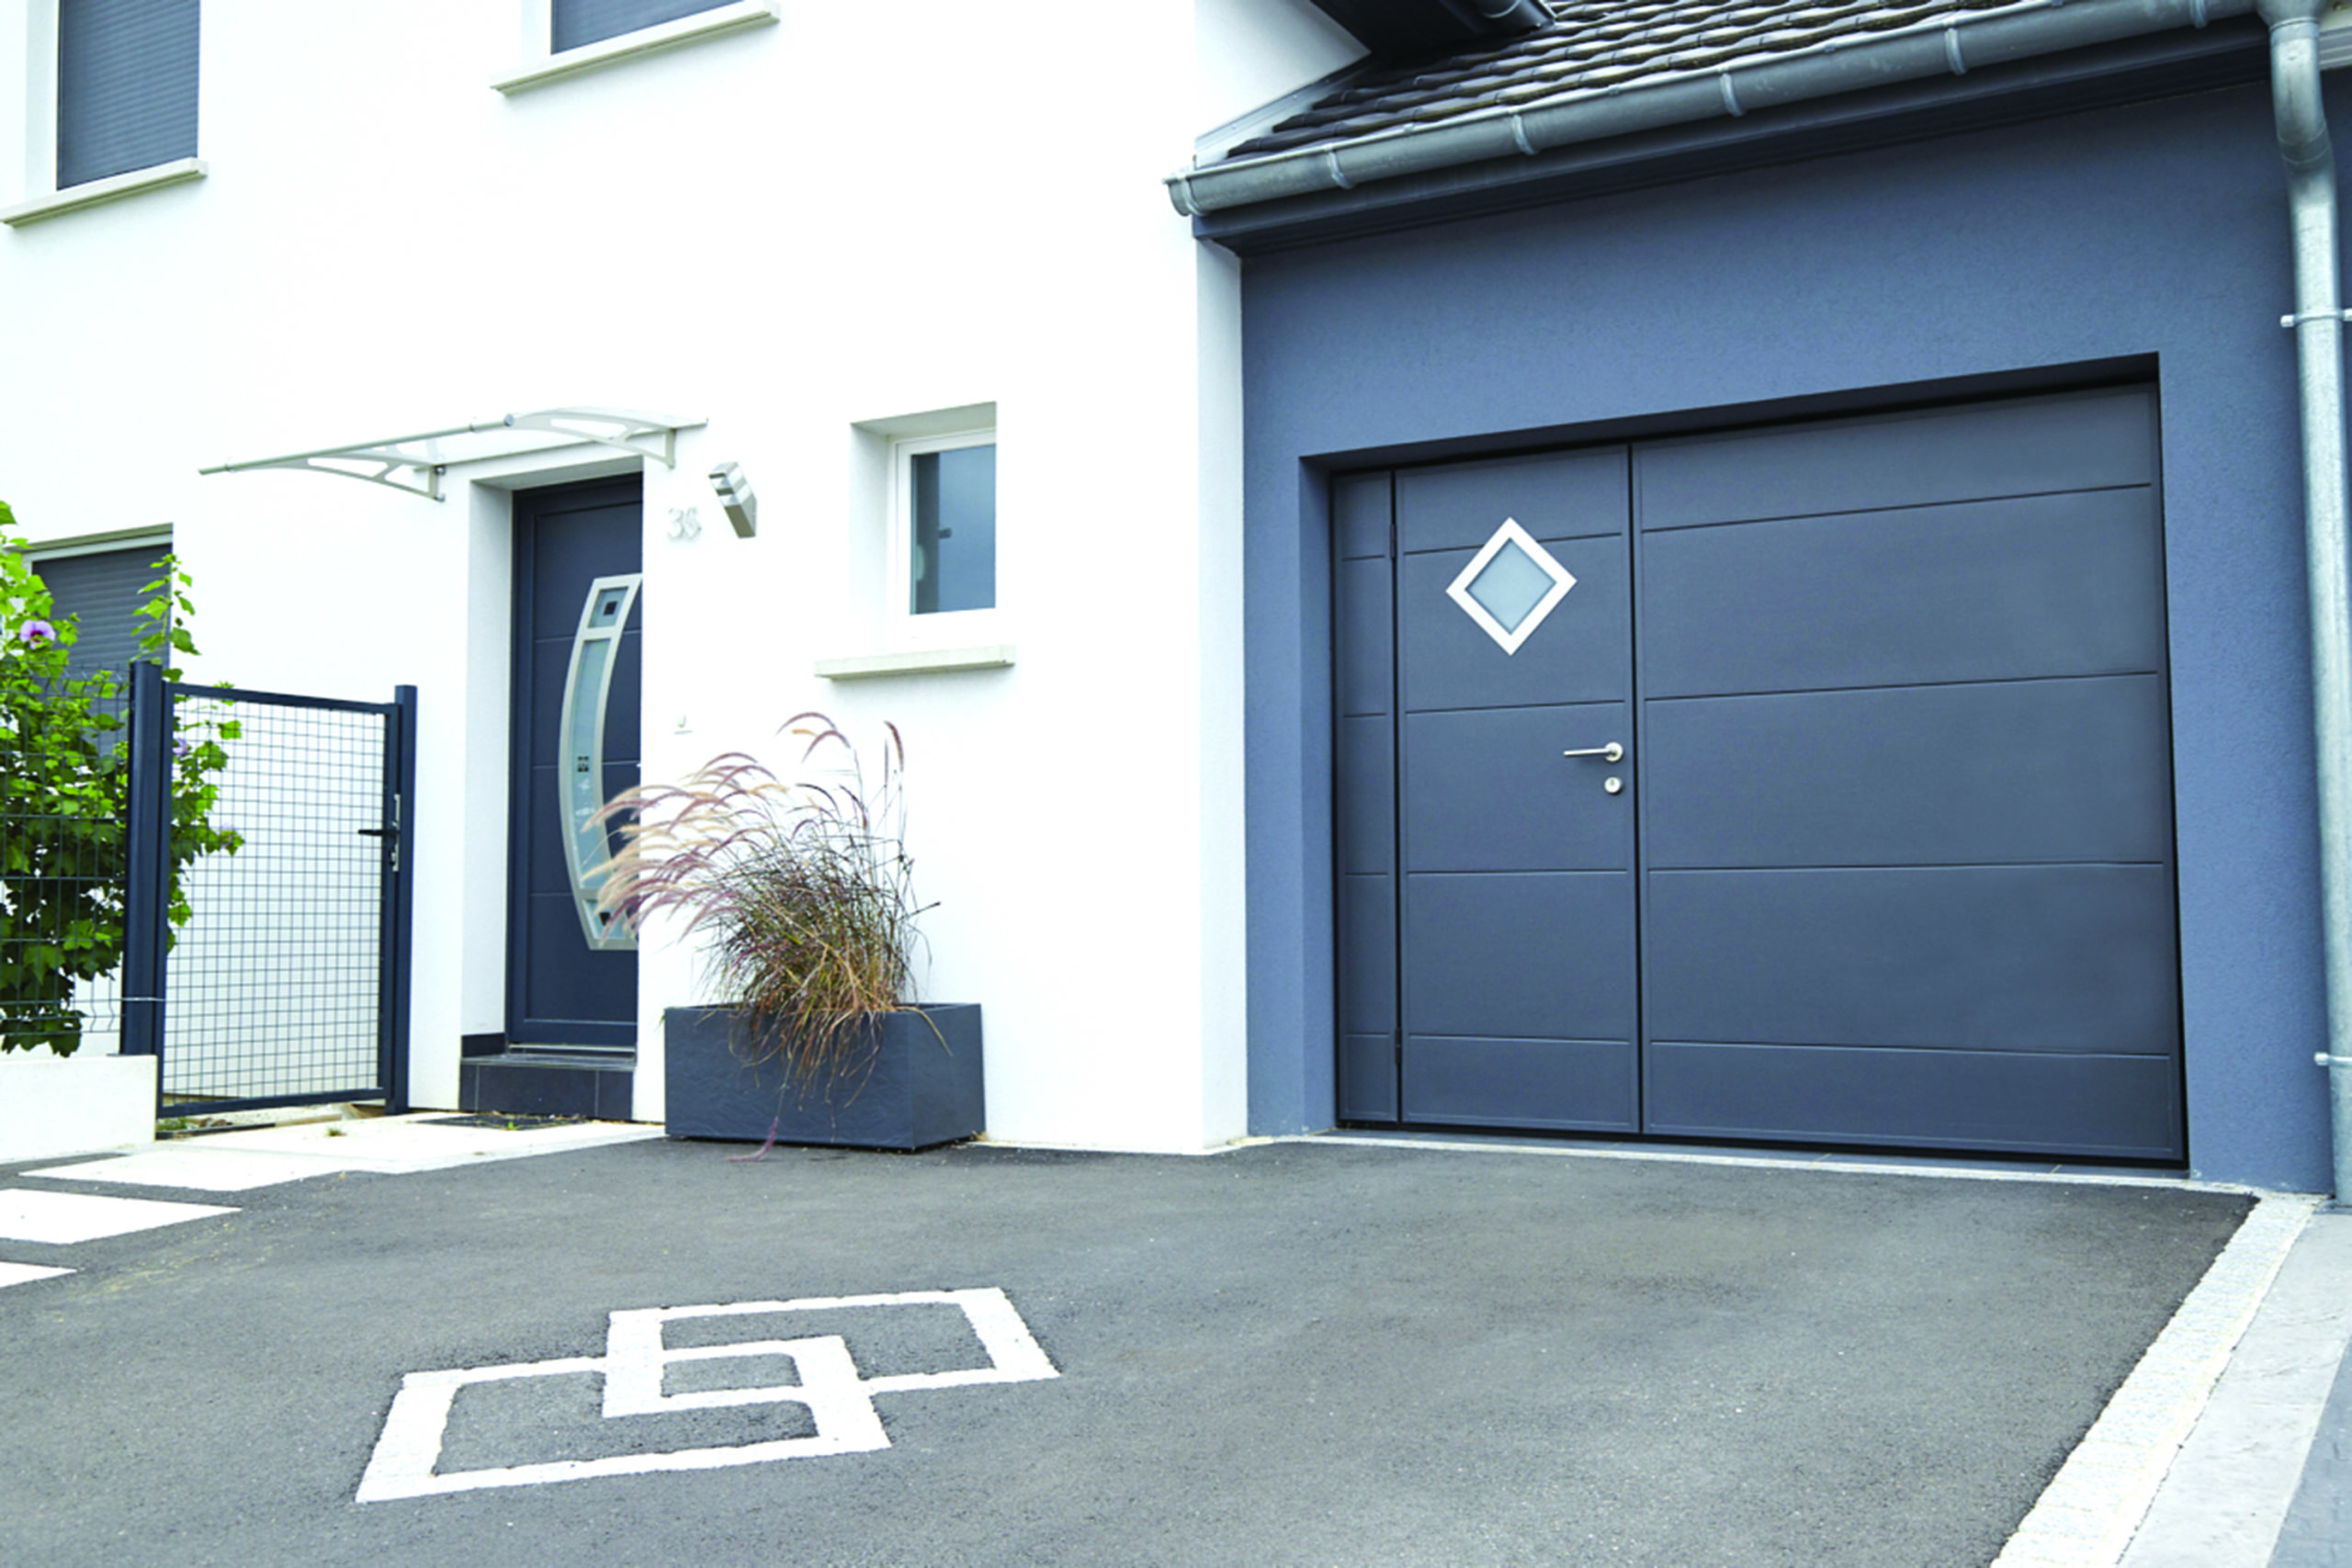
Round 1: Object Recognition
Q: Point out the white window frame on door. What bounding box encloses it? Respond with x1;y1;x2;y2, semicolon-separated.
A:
888;424;1001;648
2;2;207;229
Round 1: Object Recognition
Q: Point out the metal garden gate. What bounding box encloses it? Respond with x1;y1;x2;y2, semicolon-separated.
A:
120;662;416;1116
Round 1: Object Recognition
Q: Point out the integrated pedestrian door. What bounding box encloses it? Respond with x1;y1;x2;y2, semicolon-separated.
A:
1333;387;2184;1160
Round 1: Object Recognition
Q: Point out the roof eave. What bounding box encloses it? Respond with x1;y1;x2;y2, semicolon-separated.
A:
1170;0;2259;219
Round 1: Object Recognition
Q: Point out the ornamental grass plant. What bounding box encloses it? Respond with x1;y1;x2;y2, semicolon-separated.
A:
593;713;933;1085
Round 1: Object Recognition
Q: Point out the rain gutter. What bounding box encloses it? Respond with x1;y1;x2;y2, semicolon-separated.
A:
2258;0;2352;1204
1167;0;2258;217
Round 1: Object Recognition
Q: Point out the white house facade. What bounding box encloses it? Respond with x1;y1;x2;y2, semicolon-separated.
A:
21;0;2352;1195
0;0;1366;1152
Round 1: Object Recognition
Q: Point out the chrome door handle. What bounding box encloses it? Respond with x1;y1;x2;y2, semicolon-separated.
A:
1563;742;1624;762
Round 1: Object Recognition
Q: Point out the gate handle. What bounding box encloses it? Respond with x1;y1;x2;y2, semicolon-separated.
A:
1563;743;1624;762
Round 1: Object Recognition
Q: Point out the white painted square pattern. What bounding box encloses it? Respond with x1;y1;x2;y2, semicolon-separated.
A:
0;1261;74;1289
358;1287;1059;1501
0;1189;236;1245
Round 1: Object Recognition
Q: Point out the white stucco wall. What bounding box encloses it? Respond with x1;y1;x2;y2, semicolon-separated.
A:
0;1;1353;1150
1195;0;1364;137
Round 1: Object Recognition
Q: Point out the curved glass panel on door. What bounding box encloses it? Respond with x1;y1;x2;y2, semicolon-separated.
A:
560;574;641;951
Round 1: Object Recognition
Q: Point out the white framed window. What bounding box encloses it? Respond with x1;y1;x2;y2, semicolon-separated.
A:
495;0;779;95
24;525;174;685
891;428;998;629
552;0;731;52
815;404;1012;682
4;0;206;229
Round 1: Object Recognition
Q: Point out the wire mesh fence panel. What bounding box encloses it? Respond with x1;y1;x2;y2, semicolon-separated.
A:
0;739;128;1059
160;689;392;1108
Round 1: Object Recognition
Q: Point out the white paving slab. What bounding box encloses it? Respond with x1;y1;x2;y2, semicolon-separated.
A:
1992;1193;2317;1568
0;1189;237;1245
26;1146;362;1192
30;1114;663;1189
199;1116;664;1172
0;1261;74;1289
2117;1209;2352;1568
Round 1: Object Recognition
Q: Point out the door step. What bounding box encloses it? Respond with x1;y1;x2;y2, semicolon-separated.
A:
458;1049;635;1122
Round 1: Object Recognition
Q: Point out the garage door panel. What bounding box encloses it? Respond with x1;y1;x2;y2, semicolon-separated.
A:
1339;1033;1399;1122
1340;389;2180;1158
1637;389;2155;531
1406;873;1634;1042
1640;488;2165;697
1643;676;2176;869
1338;716;1394;875
1335;472;1391;561
1404;1037;1638;1132
1336;557;1394;716
1405;704;1630;872
1645;1042;2182;1159
1396;447;1629;553
1339;874;1396;1034
1400;536;1629;714
1644;865;2180;1054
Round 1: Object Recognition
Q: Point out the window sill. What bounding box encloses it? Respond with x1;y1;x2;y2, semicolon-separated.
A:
2;158;206;229
814;645;1017;682
492;1;781;94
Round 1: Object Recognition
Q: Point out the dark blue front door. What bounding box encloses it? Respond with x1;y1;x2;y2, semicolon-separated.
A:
1335;386;2184;1159
507;478;641;1047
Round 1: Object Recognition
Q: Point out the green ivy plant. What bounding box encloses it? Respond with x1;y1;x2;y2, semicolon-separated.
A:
0;501;241;1055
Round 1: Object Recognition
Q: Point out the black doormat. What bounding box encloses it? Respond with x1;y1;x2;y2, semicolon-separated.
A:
418;1113;589;1131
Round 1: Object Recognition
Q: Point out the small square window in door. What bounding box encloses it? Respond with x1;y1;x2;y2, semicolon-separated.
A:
1445;518;1576;654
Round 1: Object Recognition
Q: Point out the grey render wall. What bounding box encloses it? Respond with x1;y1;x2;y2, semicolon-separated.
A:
1238;73;2339;1190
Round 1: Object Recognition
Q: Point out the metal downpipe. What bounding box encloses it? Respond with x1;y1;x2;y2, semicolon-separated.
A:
2259;0;2352;1201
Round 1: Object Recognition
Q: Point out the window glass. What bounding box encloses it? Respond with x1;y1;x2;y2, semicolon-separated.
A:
910;444;996;616
57;0;199;190
552;0;730;51
29;545;162;699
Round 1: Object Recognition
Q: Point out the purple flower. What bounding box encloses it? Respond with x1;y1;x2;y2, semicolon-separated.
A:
174;739;195;760
17;620;55;648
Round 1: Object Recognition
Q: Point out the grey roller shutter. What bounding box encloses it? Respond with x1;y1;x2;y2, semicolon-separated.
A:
31;547;164;687
56;0;199;190
552;0;729;51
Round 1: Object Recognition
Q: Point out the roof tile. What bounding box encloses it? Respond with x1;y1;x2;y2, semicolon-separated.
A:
1223;0;2039;161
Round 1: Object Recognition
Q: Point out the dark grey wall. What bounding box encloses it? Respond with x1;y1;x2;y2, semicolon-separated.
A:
1238;75;2338;1190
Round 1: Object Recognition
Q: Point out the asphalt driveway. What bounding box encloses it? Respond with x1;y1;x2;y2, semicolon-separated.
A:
0;1135;2249;1567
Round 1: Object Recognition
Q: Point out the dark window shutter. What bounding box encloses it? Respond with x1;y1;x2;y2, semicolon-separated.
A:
30;547;164;687
56;0;200;190
553;0;730;52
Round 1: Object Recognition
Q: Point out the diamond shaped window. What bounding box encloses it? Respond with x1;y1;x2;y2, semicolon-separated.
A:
1445;518;1575;655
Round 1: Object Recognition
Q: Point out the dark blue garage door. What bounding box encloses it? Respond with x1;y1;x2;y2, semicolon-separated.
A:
1334;386;2183;1160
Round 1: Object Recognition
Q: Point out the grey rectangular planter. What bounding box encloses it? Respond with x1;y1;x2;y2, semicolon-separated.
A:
662;1004;983;1151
